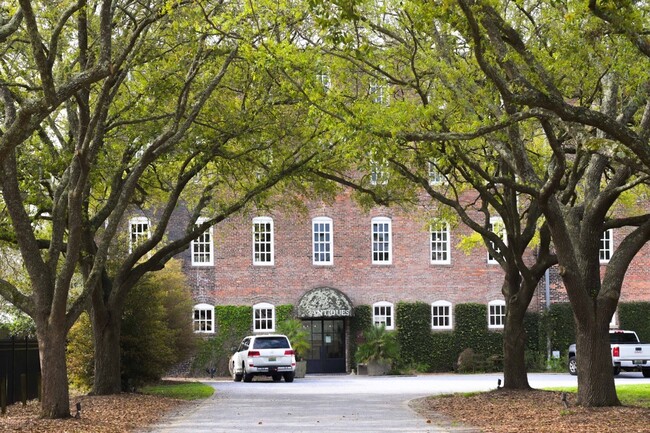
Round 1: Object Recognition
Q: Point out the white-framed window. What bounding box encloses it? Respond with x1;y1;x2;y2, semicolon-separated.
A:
191;218;214;266
253;217;274;265
487;217;506;264
129;216;150;253
370;159;389;186
600;229;613;263
370;82;387;105
430;221;451;264
428;161;445;185
373;301;394;330
488;300;506;329
317;71;331;92
193;303;215;333
253;303;275;332
372;217;392;264
431;300;453;330
313;217;333;265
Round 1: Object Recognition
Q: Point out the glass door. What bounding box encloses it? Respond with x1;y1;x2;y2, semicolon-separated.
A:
303;319;346;373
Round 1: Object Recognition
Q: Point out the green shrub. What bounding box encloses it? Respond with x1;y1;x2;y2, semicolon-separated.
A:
121;260;195;387
396;302;434;370
541;303;575;356
619;302;650;342
67;312;95;392
355;324;400;363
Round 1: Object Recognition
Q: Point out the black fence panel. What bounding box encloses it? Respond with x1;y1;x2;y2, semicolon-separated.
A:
0;337;40;404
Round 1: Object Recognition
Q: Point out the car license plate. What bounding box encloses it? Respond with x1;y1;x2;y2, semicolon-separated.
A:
633;360;645;365
268;357;276;362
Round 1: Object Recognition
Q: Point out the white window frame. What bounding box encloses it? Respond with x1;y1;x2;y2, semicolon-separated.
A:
252;217;274;266
431;300;453;330
312;217;333;266
370;82;387;105
370;159;389;186
600;229;613;263
428;161;445;185
372;217;392;264
253;302;275;332
430;221;451;264
193;303;215;334
488;300;506;329
317;71;331;92
191;218;214;266
373;301;395;330
129;216;150;253
487;217;506;264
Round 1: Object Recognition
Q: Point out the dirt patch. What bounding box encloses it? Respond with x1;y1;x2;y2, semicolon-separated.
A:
0;393;188;432
410;389;650;433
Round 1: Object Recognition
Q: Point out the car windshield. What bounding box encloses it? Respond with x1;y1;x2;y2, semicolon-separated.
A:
253;336;290;349
610;332;638;343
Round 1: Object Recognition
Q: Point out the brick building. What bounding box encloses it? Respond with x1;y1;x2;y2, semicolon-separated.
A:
136;185;650;374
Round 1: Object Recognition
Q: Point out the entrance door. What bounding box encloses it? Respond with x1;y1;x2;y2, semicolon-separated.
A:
302;319;345;373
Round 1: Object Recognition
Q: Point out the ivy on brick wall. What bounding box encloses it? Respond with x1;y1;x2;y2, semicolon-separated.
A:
192;305;294;376
619;302;650;342
540;303;575;355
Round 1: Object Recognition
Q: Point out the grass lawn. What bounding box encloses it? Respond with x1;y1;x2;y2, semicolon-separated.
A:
546;384;650;408
141;381;215;400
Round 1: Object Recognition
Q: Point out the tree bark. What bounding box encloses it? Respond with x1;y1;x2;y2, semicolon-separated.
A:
90;289;123;395
575;319;620;406
502;299;531;390
36;322;71;418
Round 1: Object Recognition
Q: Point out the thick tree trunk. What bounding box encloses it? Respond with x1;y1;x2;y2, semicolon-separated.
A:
37;325;71;418
575;322;620;406
90;291;123;395
502;306;531;389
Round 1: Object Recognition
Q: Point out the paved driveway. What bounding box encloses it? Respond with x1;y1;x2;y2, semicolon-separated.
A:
142;372;646;433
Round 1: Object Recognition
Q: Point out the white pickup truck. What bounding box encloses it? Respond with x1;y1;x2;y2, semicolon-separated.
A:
568;330;650;377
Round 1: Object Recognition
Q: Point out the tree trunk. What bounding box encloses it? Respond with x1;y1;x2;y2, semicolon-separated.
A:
37;324;71;418
575;322;620;406
90;291;123;395
502;305;531;389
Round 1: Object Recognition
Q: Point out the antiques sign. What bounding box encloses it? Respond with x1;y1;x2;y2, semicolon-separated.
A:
296;287;354;318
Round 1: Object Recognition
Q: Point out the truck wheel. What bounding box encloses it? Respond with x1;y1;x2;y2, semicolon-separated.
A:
643;368;650;378
613;366;621;376
283;372;295;382
568;356;578;376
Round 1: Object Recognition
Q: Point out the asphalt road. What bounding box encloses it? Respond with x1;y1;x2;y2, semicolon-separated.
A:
141;372;647;433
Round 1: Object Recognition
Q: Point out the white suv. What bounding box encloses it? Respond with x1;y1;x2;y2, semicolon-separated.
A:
229;334;296;382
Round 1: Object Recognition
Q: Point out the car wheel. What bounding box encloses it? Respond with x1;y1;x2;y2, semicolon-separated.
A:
272;374;281;382
568;356;577;376
283;372;295;383
613;366;621;376
642;368;650;378
232;362;243;382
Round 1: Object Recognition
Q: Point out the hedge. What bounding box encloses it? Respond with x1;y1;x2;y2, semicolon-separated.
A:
619;302;650;342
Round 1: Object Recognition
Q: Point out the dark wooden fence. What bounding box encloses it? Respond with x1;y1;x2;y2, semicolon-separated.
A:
0;337;40;406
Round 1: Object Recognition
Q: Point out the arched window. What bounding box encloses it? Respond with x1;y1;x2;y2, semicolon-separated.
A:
431;301;453;330
252;217;274;265
488;300;506;329
312;217;333;265
191;218;214;266
193;303;214;333
371;217;392;264
430;221;451;264
373;301;395;330
253;302;275;332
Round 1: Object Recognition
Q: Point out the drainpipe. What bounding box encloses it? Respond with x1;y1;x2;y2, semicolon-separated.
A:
545;268;551;365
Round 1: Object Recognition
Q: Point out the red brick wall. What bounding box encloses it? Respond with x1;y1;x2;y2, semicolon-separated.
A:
185;189;521;312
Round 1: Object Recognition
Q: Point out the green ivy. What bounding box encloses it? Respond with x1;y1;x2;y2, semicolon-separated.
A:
619;302;650;342
192;304;293;376
540;303;575;356
396;302;434;370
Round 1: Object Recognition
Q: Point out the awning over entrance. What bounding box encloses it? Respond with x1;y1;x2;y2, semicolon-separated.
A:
295;287;354;318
